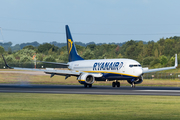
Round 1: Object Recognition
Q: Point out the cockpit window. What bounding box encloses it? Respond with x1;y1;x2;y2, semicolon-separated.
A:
129;64;141;67
129;65;133;67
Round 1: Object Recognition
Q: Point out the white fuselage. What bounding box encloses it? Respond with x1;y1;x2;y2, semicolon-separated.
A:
68;58;143;80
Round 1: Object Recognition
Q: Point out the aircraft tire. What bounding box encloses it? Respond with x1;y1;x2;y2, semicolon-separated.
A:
89;84;92;88
117;82;120;87
112;82;116;87
84;84;87;88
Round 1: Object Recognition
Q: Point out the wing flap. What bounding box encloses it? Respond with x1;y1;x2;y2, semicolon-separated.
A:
44;69;81;76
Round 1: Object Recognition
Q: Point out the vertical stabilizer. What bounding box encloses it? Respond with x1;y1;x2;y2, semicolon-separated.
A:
66;25;84;62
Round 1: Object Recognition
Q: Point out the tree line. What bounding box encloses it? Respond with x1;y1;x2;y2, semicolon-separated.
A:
0;36;180;68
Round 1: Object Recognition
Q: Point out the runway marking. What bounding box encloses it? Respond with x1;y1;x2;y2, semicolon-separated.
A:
135;90;180;92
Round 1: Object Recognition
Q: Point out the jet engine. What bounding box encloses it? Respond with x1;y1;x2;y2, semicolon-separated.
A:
127;76;143;85
78;73;95;84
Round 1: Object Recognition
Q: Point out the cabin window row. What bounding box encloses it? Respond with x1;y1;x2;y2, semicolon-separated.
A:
129;65;141;67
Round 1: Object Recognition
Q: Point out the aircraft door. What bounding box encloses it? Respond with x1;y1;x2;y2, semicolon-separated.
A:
68;63;74;70
122;63;125;73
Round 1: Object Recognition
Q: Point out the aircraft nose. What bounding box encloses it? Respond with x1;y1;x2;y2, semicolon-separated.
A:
137;68;143;76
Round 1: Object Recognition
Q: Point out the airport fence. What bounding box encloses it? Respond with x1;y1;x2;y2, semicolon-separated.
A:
143;73;180;79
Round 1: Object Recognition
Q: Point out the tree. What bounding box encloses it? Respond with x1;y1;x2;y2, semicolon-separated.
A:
160;55;168;66
82;48;94;59
150;58;160;67
164;39;175;56
20;56;32;62
36;53;44;61
146;41;154;56
0;46;5;54
8;47;12;54
58;51;68;62
15;49;35;57
5;55;16;63
38;43;58;53
23;45;37;51
154;49;158;58
87;44;96;51
43;55;56;62
143;57;155;66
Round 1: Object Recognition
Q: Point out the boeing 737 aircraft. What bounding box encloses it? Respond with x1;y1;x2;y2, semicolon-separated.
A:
2;25;178;88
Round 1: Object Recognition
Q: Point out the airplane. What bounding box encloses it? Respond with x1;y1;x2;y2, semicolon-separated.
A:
2;25;178;88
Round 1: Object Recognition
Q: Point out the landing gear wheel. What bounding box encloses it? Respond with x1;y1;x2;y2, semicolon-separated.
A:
84;84;87;88
117;82;120;87
112;82;116;87
89;84;92;88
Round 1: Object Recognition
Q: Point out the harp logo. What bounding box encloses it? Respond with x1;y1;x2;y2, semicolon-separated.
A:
68;39;73;54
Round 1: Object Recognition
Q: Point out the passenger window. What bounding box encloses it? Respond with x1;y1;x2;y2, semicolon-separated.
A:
129;64;141;67
129;65;133;67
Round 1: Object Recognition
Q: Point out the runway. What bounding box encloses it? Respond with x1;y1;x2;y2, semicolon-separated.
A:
1;84;180;96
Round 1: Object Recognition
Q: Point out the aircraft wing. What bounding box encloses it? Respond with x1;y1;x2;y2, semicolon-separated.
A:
36;61;69;66
2;55;102;78
2;55;80;77
142;54;178;73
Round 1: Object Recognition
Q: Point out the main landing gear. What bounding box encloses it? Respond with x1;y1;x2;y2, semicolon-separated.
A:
84;84;92;88
112;81;120;87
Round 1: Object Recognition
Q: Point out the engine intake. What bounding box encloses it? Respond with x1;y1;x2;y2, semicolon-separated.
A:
86;75;94;84
78;73;95;84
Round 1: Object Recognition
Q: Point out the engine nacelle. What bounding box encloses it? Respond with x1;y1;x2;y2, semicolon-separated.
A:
127;76;143;85
78;73;95;84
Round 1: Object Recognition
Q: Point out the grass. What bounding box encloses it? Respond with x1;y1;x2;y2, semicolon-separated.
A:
0;93;180;120
1;69;180;120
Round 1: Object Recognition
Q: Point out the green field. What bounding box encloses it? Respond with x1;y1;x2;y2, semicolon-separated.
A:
0;93;180;120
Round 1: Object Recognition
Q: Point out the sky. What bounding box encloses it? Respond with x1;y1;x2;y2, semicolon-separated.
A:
0;0;180;45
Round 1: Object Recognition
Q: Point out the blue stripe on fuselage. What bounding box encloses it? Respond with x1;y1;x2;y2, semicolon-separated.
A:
101;73;137;81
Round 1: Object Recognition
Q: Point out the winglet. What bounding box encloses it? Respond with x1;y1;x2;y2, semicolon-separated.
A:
175;54;178;68
2;55;13;69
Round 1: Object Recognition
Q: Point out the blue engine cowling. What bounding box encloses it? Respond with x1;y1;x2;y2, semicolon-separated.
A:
78;73;95;84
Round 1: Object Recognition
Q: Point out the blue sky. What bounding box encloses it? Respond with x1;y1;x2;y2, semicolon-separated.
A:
0;0;180;45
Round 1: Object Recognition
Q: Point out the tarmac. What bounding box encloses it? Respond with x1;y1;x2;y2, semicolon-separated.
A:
0;84;180;96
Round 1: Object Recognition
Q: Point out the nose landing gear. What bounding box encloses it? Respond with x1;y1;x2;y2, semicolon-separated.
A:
130;78;135;88
131;82;135;88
